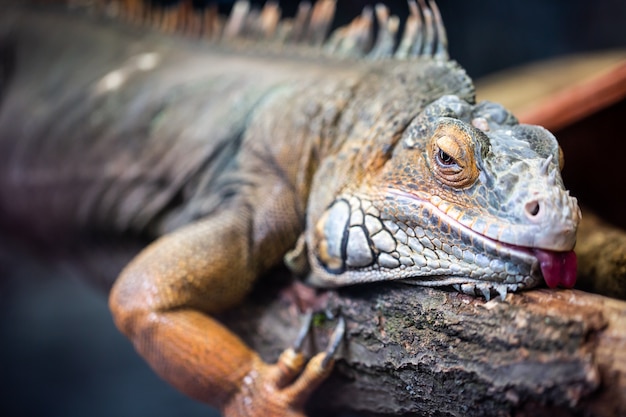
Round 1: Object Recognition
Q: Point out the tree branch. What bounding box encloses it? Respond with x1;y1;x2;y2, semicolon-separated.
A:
221;274;626;416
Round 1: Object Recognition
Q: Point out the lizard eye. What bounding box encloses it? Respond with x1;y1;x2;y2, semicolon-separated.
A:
437;149;457;166
428;122;479;189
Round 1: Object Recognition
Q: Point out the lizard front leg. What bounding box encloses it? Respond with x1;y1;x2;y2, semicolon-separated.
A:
224;316;345;417
109;197;334;416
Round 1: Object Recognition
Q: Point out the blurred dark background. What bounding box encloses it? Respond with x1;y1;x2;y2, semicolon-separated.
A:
1;1;625;416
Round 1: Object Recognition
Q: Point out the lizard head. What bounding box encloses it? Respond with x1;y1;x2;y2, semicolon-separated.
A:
308;95;581;300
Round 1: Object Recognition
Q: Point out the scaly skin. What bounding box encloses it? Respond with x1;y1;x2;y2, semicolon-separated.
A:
307;95;581;298
0;1;580;416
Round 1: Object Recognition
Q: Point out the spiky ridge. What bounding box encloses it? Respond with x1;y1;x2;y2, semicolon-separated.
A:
64;0;449;60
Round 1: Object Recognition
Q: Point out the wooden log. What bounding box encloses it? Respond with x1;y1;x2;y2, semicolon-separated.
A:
221;277;626;417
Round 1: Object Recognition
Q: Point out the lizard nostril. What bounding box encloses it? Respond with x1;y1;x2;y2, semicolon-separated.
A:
525;200;540;218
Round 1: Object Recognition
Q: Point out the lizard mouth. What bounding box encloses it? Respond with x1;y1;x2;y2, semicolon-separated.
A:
443;208;578;290
391;190;578;290
488;240;577;289
531;248;577;289
443;210;578;290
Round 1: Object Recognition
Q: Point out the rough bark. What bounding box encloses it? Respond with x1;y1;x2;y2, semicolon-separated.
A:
221;276;626;417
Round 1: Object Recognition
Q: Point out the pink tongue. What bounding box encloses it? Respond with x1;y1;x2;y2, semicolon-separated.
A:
533;249;577;288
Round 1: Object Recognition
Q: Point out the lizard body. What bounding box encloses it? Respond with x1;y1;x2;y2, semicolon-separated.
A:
0;1;581;415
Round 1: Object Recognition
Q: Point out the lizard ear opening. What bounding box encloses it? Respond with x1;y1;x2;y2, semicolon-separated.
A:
428;122;479;189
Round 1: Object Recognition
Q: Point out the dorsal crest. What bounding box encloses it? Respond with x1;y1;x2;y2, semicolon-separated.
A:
67;0;449;61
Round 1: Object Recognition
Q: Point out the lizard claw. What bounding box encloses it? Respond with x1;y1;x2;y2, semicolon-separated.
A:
321;315;345;368
292;310;314;352
223;313;345;417
276;314;346;408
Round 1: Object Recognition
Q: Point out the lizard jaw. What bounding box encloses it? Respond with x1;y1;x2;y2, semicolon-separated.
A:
399;277;519;301
398;243;577;300
309;193;575;294
411;196;578;291
390;188;579;291
402;199;579;293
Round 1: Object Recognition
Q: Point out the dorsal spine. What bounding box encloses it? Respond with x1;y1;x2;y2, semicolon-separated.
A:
65;0;450;61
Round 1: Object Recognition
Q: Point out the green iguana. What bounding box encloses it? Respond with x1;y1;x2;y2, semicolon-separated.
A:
0;0;581;415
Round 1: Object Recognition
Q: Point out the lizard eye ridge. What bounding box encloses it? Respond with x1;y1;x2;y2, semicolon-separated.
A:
428;122;479;189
